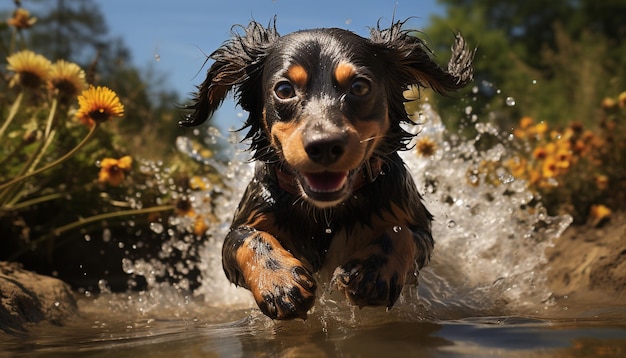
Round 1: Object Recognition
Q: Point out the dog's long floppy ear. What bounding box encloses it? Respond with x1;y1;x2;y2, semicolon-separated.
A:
370;20;474;94
180;20;280;127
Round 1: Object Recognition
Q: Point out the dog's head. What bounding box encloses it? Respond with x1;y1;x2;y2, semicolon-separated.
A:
182;19;473;208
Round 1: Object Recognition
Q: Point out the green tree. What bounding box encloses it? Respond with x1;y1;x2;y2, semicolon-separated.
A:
425;0;626;130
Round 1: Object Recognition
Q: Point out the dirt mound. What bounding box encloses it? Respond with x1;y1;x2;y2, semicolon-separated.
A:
546;211;626;302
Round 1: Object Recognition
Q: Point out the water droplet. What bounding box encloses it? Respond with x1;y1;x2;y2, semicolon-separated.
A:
393;226;402;233
102;228;111;242
447;220;457;229
98;279;110;293
149;222;164;234
531;79;537;85
505;97;516;106
122;258;134;274
325;228;332;234
84;234;91;242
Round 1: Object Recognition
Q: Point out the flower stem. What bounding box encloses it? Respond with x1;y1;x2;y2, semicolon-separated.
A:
4;192;65;210
8;204;175;261
0;123;98;191
43;95;58;139
52;205;175;236
0;91;24;140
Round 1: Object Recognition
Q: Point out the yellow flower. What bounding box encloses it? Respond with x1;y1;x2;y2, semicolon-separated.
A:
193;216;209;236
415;136;437;157
589;204;611;227
532;146;548;161
528;168;541;186
48;60;88;99
98;156;132;186
618;91;626;108
569;121;584;134
505;157;527;178
76;86;124;126
531;122;548;137
601;97;617;110
541;157;558;179
572;139;587;156
594;174;609;190
519;116;534;129
554;149;572;172
7;8;37;30
513;128;526;139
6;50;51;89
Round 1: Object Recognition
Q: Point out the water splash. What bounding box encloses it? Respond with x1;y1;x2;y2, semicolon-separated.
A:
117;103;572;319
403;104;572;317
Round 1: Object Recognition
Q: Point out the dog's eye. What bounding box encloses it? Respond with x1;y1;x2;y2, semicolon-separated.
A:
349;78;371;97
274;81;296;100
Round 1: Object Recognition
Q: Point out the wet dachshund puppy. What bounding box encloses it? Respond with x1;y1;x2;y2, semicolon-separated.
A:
182;19;473;320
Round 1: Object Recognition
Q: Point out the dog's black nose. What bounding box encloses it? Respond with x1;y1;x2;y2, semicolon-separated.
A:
303;132;347;165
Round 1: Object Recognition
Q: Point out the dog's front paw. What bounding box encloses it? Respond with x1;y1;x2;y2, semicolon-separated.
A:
251;265;317;320
332;255;404;309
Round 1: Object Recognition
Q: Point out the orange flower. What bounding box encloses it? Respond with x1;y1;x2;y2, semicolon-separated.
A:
531;122;548;137
589;204;611;227
519;116;534;129
76;86;124;126
601;97;617;110
7;8;37;30
569;121;584;134
594;174;609;190
532;147;548;160
541;157;558;179
98;156;132;186
193;216;209;236
554;149;572;172
618;91;626;108
505;157;527;178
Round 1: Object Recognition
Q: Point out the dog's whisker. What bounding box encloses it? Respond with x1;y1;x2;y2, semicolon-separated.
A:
359;135;384;144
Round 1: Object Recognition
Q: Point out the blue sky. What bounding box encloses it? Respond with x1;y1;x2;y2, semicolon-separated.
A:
96;0;442;127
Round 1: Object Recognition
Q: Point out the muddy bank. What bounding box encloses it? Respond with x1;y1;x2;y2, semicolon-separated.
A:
0;262;77;334
546;211;626;302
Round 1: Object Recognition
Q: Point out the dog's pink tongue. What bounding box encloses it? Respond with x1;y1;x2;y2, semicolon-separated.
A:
304;172;348;193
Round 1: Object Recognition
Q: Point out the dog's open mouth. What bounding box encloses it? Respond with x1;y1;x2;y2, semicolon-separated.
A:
299;171;350;204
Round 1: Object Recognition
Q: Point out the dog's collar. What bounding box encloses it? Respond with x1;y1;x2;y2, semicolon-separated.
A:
268;157;385;195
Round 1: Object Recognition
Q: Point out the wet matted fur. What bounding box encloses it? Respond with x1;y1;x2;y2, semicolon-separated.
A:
182;19;473;320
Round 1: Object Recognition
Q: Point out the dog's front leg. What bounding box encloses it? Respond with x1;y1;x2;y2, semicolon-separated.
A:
222;226;317;320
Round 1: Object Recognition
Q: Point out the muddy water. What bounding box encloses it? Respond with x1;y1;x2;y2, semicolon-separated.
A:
3;104;626;356
2;292;625;357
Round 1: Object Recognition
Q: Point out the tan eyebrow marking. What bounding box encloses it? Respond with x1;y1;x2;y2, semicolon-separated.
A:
287;64;309;88
334;62;357;87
